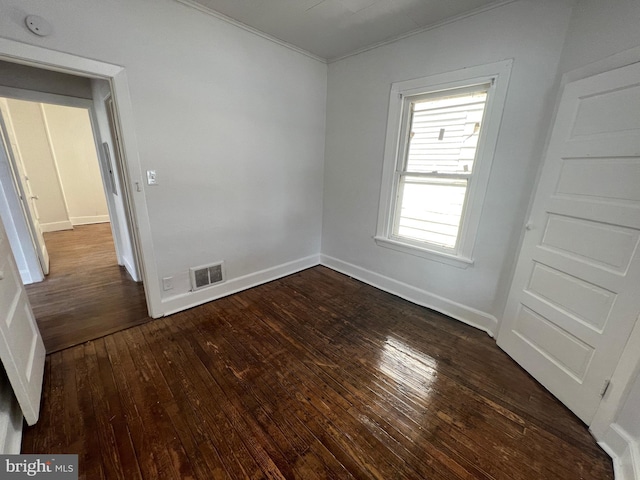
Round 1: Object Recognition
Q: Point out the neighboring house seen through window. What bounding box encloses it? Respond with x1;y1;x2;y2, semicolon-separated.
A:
375;60;512;267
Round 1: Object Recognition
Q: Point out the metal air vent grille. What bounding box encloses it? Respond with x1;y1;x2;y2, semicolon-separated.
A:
189;261;225;291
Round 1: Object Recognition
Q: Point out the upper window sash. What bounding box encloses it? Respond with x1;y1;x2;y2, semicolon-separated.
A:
397;83;491;176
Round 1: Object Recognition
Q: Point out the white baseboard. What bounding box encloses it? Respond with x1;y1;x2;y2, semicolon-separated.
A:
598;424;640;480
70;215;110;226
161;254;321;316
320;255;499;336
40;220;73;233
160;253;498;335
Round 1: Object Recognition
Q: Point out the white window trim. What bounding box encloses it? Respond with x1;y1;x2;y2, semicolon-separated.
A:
375;60;513;268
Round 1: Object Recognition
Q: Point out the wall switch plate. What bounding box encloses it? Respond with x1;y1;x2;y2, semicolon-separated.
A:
162;276;173;291
147;170;158;185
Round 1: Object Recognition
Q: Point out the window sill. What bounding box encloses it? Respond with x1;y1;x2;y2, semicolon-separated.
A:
374;236;474;269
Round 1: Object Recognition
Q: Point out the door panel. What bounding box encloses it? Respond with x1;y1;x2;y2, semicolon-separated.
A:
513;305;595;380
541;214;638;271
498;62;640;424
570;83;640;136
0;216;45;426
556;157;640;201
526;263;614;331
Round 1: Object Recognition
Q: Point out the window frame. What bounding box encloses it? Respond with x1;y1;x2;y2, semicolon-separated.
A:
375;60;512;268
392;85;489;251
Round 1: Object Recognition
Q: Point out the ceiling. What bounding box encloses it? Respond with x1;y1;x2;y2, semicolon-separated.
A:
180;0;513;61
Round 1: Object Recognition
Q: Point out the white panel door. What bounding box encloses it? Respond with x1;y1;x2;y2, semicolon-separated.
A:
0;215;45;426
12;155;49;276
0;109;49;275
497;62;640;424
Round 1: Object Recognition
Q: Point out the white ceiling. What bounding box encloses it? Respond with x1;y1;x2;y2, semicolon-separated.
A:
180;0;513;61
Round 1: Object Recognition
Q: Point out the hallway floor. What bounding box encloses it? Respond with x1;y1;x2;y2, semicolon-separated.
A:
25;223;150;353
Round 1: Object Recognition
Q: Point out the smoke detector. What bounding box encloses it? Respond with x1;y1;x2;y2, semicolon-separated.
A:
25;15;52;37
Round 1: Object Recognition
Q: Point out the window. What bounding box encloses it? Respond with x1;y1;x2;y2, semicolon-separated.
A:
375;61;512;267
394;87;488;249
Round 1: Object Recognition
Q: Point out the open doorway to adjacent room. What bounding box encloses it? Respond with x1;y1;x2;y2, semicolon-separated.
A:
0;61;150;352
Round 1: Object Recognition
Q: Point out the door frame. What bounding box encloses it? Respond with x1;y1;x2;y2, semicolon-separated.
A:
0;86;134;281
0;102;50;279
102;93;143;281
497;45;640;444
0;38;162;318
0;88;101;279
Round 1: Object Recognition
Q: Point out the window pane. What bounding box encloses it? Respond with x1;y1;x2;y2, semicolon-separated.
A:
406;91;487;175
395;176;467;249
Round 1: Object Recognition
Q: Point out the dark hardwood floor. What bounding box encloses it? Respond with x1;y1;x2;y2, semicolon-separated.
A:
22;266;613;479
25;223;150;353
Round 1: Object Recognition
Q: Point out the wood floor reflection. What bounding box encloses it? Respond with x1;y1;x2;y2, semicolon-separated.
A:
22;266;613;479
25;223;149;353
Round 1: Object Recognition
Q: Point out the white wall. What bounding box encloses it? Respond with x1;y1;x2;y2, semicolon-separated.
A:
0;0;327;308
41;103;109;226
558;0;640;75
321;0;574;331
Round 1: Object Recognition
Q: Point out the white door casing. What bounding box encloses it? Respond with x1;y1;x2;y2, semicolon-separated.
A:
103;94;142;282
0;38;161;319
10;152;49;277
0;108;49;276
0;214;45;426
497;62;640;424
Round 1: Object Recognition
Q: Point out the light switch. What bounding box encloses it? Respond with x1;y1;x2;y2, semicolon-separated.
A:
146;170;158;185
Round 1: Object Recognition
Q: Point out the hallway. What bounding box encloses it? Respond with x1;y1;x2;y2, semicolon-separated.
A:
25;223;150;353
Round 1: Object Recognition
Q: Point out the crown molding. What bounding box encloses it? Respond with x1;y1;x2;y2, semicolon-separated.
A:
174;0;327;64
176;0;520;65
328;0;518;63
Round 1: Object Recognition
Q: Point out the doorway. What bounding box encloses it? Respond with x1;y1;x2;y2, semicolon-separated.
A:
24;224;148;353
0;68;150;352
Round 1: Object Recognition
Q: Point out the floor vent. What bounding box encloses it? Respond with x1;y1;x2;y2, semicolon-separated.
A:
189;262;225;291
